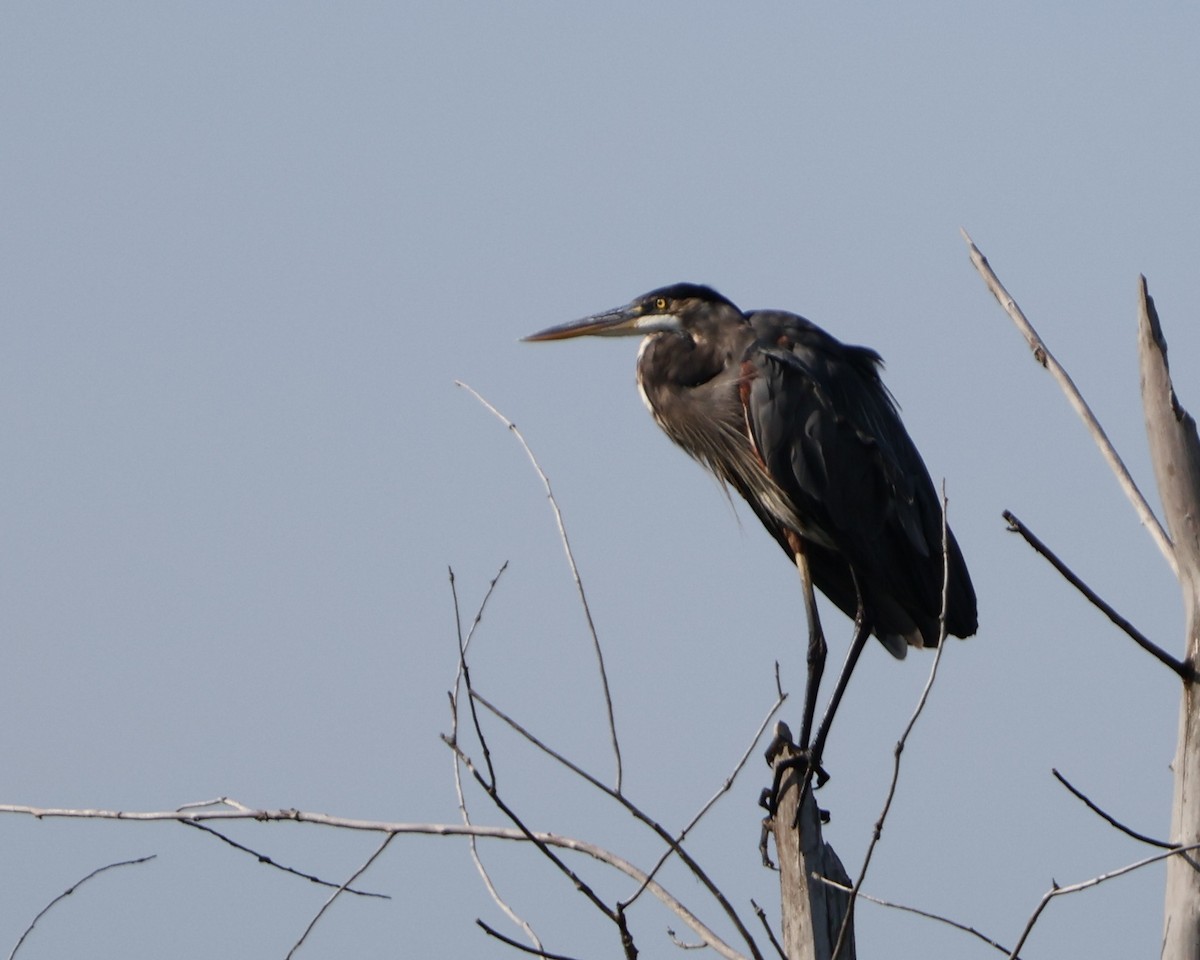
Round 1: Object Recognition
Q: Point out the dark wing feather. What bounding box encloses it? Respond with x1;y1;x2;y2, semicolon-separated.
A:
742;311;977;647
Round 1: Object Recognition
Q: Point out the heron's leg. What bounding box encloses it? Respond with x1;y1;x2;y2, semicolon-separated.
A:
796;544;825;753
808;576;871;773
763;538;828;818
791;537;826;753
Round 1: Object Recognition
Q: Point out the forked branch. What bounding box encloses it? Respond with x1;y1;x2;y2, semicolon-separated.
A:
962;231;1177;576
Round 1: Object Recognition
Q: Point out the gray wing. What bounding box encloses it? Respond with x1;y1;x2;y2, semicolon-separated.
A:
741;310;977;645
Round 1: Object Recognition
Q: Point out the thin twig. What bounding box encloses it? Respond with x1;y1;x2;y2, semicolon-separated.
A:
9;856;156;960
1002;510;1192;680
448;739;751;960
448;585;619;945
749;898;788;960
286;834;396;958
668;928;708;950
832;485;955;960
456;380;623;792
464;562;509;657
447;566;545;954
1051;768;1176;849
179;821;388;897
813;876;1014;957
962;229;1178;576
476;921;582;960
449;737;618;923
469;690;766;960
1007;842;1200;958
450;567;496;785
177;796;251;812
451;745;545;953
626;683;787;907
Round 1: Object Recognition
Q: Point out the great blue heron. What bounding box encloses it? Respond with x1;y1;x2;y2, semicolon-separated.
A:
525;283;976;775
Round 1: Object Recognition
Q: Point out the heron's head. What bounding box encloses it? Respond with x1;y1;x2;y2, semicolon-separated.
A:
523;284;744;343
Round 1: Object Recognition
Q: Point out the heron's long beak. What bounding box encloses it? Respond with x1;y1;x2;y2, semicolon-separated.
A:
523;304;649;342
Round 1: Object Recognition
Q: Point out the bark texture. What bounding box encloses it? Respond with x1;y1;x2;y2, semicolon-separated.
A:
770;737;855;959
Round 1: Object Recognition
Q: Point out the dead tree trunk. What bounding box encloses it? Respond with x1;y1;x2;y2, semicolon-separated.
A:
1137;277;1200;960
769;732;855;960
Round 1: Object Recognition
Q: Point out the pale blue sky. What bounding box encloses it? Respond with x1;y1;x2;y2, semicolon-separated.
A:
3;3;1198;957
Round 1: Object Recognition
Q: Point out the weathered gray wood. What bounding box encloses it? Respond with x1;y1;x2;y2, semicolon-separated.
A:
1137;277;1200;960
769;734;855;960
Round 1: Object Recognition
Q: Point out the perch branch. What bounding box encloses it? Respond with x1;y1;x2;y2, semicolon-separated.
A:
962;230;1177;576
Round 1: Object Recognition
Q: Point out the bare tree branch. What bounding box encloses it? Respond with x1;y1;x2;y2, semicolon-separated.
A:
177;796;253;813
750;898;788;960
450;655;628;960
447;566;546;955
179;821;388;898
812;877;1014;957
447;713;621;940
1051;768;1176;850
456;380;623;792
1;802;747;960
961;230;1178;576
460;561;510;660
668;928;709;950
449;567;497;786
1002;510;1191;680
476;921;584;960
467;691;765;960
626;682;787;909
9;856;156;960
1007;842;1200;958
285;834;396;958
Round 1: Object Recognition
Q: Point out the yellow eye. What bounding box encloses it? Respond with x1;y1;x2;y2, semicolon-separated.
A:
655;297;667;310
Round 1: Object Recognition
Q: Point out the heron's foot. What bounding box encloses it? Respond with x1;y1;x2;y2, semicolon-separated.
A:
777;748;829;792
761;723;830;822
